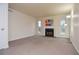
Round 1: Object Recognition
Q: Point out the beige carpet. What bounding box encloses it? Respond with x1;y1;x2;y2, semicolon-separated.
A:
0;36;78;55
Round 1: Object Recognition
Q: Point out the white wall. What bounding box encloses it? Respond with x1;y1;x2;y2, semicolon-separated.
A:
53;15;62;37
8;9;36;41
70;4;79;53
0;3;8;49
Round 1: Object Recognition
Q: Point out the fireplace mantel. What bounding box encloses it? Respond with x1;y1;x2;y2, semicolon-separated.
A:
45;26;54;29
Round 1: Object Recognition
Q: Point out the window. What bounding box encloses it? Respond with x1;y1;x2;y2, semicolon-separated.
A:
60;17;66;34
38;20;41;28
37;20;42;33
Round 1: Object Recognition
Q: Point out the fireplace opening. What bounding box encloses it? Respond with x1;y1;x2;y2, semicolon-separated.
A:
45;28;54;37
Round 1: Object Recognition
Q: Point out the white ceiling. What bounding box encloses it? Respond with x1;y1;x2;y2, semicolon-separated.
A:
9;3;74;17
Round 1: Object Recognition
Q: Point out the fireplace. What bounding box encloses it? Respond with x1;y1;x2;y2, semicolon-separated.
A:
45;28;54;37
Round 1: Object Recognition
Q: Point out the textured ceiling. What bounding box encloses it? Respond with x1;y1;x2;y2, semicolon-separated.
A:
9;3;74;17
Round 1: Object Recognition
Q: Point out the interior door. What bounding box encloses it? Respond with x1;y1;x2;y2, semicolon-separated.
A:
0;3;8;49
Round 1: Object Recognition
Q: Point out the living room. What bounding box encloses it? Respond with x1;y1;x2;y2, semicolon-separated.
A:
0;3;79;55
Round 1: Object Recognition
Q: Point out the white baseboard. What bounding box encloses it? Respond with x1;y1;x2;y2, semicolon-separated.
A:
71;42;79;54
54;35;69;38
0;45;9;50
70;39;79;54
9;34;35;42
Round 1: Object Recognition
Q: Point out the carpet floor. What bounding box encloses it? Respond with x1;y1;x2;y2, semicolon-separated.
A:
0;36;78;55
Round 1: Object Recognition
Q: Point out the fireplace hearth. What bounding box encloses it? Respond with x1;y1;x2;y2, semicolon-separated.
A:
45;28;54;37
